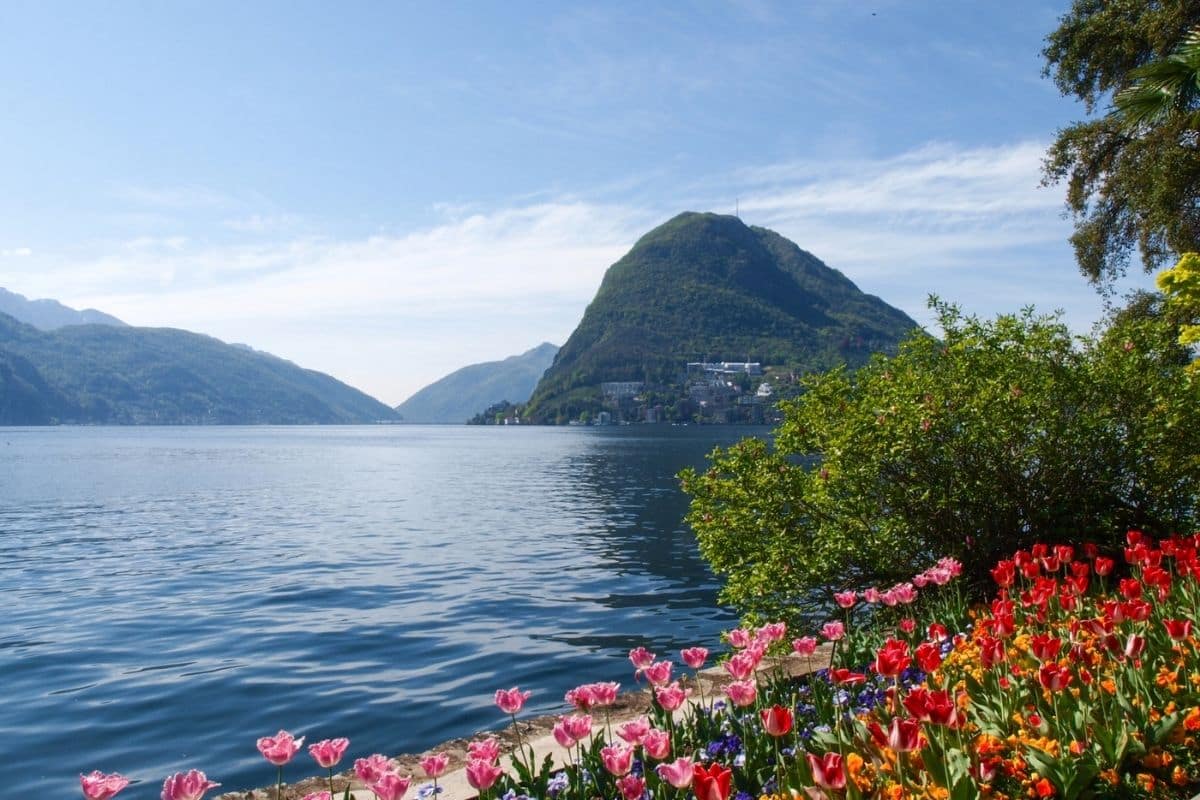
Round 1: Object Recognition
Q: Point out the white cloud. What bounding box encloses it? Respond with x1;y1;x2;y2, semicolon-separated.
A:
2;247;33;257
8;140;1134;404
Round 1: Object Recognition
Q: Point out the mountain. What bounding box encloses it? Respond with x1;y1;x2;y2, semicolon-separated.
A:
524;212;920;423
395;342;559;423
0;287;126;330
0;312;399;425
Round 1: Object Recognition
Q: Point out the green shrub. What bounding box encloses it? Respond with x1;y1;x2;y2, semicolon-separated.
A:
681;297;1200;628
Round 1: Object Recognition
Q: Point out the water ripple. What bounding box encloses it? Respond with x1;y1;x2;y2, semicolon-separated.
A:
0;425;755;797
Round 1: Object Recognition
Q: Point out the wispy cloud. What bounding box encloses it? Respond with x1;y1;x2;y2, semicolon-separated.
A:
9;140;1133;403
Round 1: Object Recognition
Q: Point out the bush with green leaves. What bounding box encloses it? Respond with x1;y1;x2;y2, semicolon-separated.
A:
680;297;1200;628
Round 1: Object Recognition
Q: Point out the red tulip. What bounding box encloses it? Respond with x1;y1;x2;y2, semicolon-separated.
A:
886;717;923;751
1030;634;1061;662
1038;663;1071;691
991;560;1016;587
978;636;1005;668
915;641;942;673
806;752;846;790
760;704;793;737
1124;634;1146;660
872;638;911;677
830;668;866;685
1094;556;1115;576
692;763;732;800
1164;618;1193;640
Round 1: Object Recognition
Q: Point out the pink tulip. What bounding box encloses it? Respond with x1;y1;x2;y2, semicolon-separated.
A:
354;754;395;784
467;737;502;763
465;760;503;792
792;636;817;656
617;775;647;800
591;681;620;705
723;652;756;681
81;771;130;800
564;713;592;741
892;583;918;604
833;590;856;608
655;681;690;711
553;719;577;748
642;660;673;686
758;622;787;642
370;773;411;800
724;679;757;707
308;738;350;769
863;587;881;604
257;730;304;766
642;728;671;760
601;743;634;776
629;646;656;670
494;687;532;715
617;716;651;745
656;757;695;789
680;647;709;669
821;621;844;642
160;770;220;800
419;753;449;779
567;681;619;708
727;628;753;649
302;794;332;800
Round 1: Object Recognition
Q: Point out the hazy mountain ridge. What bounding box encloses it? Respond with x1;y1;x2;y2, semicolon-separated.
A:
0;312;399;425
524;212;920;423
396;342;558;423
0;287;126;330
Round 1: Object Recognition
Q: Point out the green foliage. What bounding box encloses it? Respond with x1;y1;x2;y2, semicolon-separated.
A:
1157;251;1200;351
0;312;398;424
1041;1;1200;285
681;298;1200;627
523;212;918;423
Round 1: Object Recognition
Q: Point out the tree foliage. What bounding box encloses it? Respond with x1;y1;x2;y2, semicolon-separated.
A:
681;299;1200;628
1158;251;1200;352
1041;0;1200;285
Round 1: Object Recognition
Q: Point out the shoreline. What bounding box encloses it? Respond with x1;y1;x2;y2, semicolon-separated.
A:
213;648;832;800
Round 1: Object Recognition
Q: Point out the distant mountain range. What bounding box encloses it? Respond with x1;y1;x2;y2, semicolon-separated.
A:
0;287;126;330
395;342;558;423
0;311;398;425
524;212;919;423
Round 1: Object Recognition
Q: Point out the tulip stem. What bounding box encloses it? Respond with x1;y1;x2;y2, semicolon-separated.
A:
275;765;282;800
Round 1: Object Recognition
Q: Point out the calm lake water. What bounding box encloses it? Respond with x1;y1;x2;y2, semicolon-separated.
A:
0;425;758;797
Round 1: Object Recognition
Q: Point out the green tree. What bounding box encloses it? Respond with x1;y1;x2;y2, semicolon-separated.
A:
1041;0;1200;286
1158;251;1200;354
681;299;1200;628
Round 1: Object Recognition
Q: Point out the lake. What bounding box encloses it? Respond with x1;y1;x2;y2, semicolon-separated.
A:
0;425;760;797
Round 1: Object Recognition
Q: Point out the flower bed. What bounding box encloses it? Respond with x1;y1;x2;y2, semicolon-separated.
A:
82;531;1200;800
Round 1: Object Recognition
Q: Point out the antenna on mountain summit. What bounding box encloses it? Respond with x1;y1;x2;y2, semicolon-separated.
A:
735;197;739;218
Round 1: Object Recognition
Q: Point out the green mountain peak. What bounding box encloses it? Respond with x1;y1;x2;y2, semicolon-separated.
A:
523;212;919;423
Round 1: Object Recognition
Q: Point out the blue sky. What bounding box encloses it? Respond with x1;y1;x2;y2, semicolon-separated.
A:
0;1;1155;403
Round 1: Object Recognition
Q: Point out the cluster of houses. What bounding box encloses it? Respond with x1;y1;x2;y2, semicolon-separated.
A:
593;361;783;425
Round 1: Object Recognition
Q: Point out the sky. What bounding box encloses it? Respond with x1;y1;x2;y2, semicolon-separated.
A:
0;1;1158;405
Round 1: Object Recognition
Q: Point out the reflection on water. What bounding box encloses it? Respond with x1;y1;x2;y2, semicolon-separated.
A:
0;425;761;796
